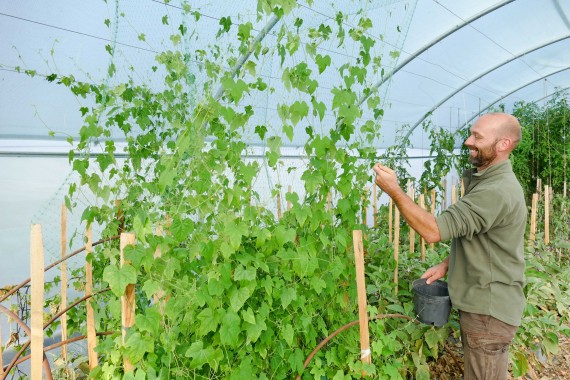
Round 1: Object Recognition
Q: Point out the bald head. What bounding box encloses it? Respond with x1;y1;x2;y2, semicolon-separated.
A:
478;112;522;151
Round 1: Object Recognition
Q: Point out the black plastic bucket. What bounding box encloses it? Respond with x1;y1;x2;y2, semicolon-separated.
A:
412;278;451;327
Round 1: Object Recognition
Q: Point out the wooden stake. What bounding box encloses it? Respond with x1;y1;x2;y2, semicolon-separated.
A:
442;179;447;211
363;187;369;226
30;224;44;380
373;185;378;227
277;191;282;220
121;232;136;372
419;194;426;262
327;192;332;212
154;225;166;315
287;185;292;211
0;319;3;369
460;179;465;198
60;204;68;362
408;184;415;254
394;207;400;295
430;189;436;250
388;199;393;243
85;226;98;369
544;185;550;245
529;193;538;244
564;181;567;198
352;230;371;373
451;184;457;205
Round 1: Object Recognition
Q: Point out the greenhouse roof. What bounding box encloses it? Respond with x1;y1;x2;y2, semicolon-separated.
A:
1;0;570;152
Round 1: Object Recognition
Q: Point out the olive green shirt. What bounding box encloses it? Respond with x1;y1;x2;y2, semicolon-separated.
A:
436;160;527;326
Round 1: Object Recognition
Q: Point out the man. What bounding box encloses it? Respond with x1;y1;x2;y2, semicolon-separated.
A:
373;113;526;380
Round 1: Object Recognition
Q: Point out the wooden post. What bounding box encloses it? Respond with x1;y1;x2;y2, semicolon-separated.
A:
30;224;44;380
442;179;447;211
394;207;400;295
60;204;68;362
373;185;378;227
121;233;136;372
529;193;538;244
154;225;166;314
544;185;550;245
388;199;393;243
363;187;369;226
451;184;457;205
408;182;415;254
0;319;3;369
353;230;371;374
287;185;292;211
564;181;567;198
460;179;465;198
327;192;332;212
419;194;426;262
430;189;436;250
85;226;98;369
277;191;282;220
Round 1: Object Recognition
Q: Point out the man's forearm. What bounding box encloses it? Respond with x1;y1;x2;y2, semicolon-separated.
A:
391;188;441;243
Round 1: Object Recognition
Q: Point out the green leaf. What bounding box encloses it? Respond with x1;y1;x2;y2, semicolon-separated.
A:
424;328;442;349
220;310;241;347
125;332;154;363
282;323;294;346
281;286;297;309
135;308;162;335
224;219;248;248
242;307;256;325
185;341;224;370
103;264;137;297
274;225;296;246
197;307;220;336
234;265;257;281
315;54;331;74
301;169;323;193
229;285;252;312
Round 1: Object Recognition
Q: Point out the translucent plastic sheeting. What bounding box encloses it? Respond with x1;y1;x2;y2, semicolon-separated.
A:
1;0;570;150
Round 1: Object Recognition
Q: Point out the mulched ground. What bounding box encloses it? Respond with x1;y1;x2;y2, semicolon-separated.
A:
429;335;570;380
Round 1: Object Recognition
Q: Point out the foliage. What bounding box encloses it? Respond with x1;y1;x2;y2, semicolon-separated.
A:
511;94;570;200
39;1;426;379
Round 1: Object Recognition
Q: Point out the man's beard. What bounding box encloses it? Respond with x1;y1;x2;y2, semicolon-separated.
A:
469;143;498;168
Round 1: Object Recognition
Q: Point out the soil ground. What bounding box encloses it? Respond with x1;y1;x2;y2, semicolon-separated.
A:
429;334;570;380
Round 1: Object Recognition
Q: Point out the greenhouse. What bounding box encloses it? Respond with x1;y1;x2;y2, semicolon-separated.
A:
1;0;569;378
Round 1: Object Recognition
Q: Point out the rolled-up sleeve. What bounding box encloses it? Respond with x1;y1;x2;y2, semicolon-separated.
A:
436;189;506;241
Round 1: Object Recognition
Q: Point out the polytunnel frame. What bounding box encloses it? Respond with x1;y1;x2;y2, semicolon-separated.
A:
402;34;570;141
457;66;570;131
356;0;515;108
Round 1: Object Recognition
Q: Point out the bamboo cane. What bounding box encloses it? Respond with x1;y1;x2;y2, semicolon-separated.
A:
394;207;400;296
451;184;457;205
30;224;44;380
460;179;465;198
287;185;292;211
121;233;136;372
60;204;68;362
353;230;371;374
85;226;98;369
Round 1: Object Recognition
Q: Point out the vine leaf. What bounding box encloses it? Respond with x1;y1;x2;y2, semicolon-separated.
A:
103;264;137;297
